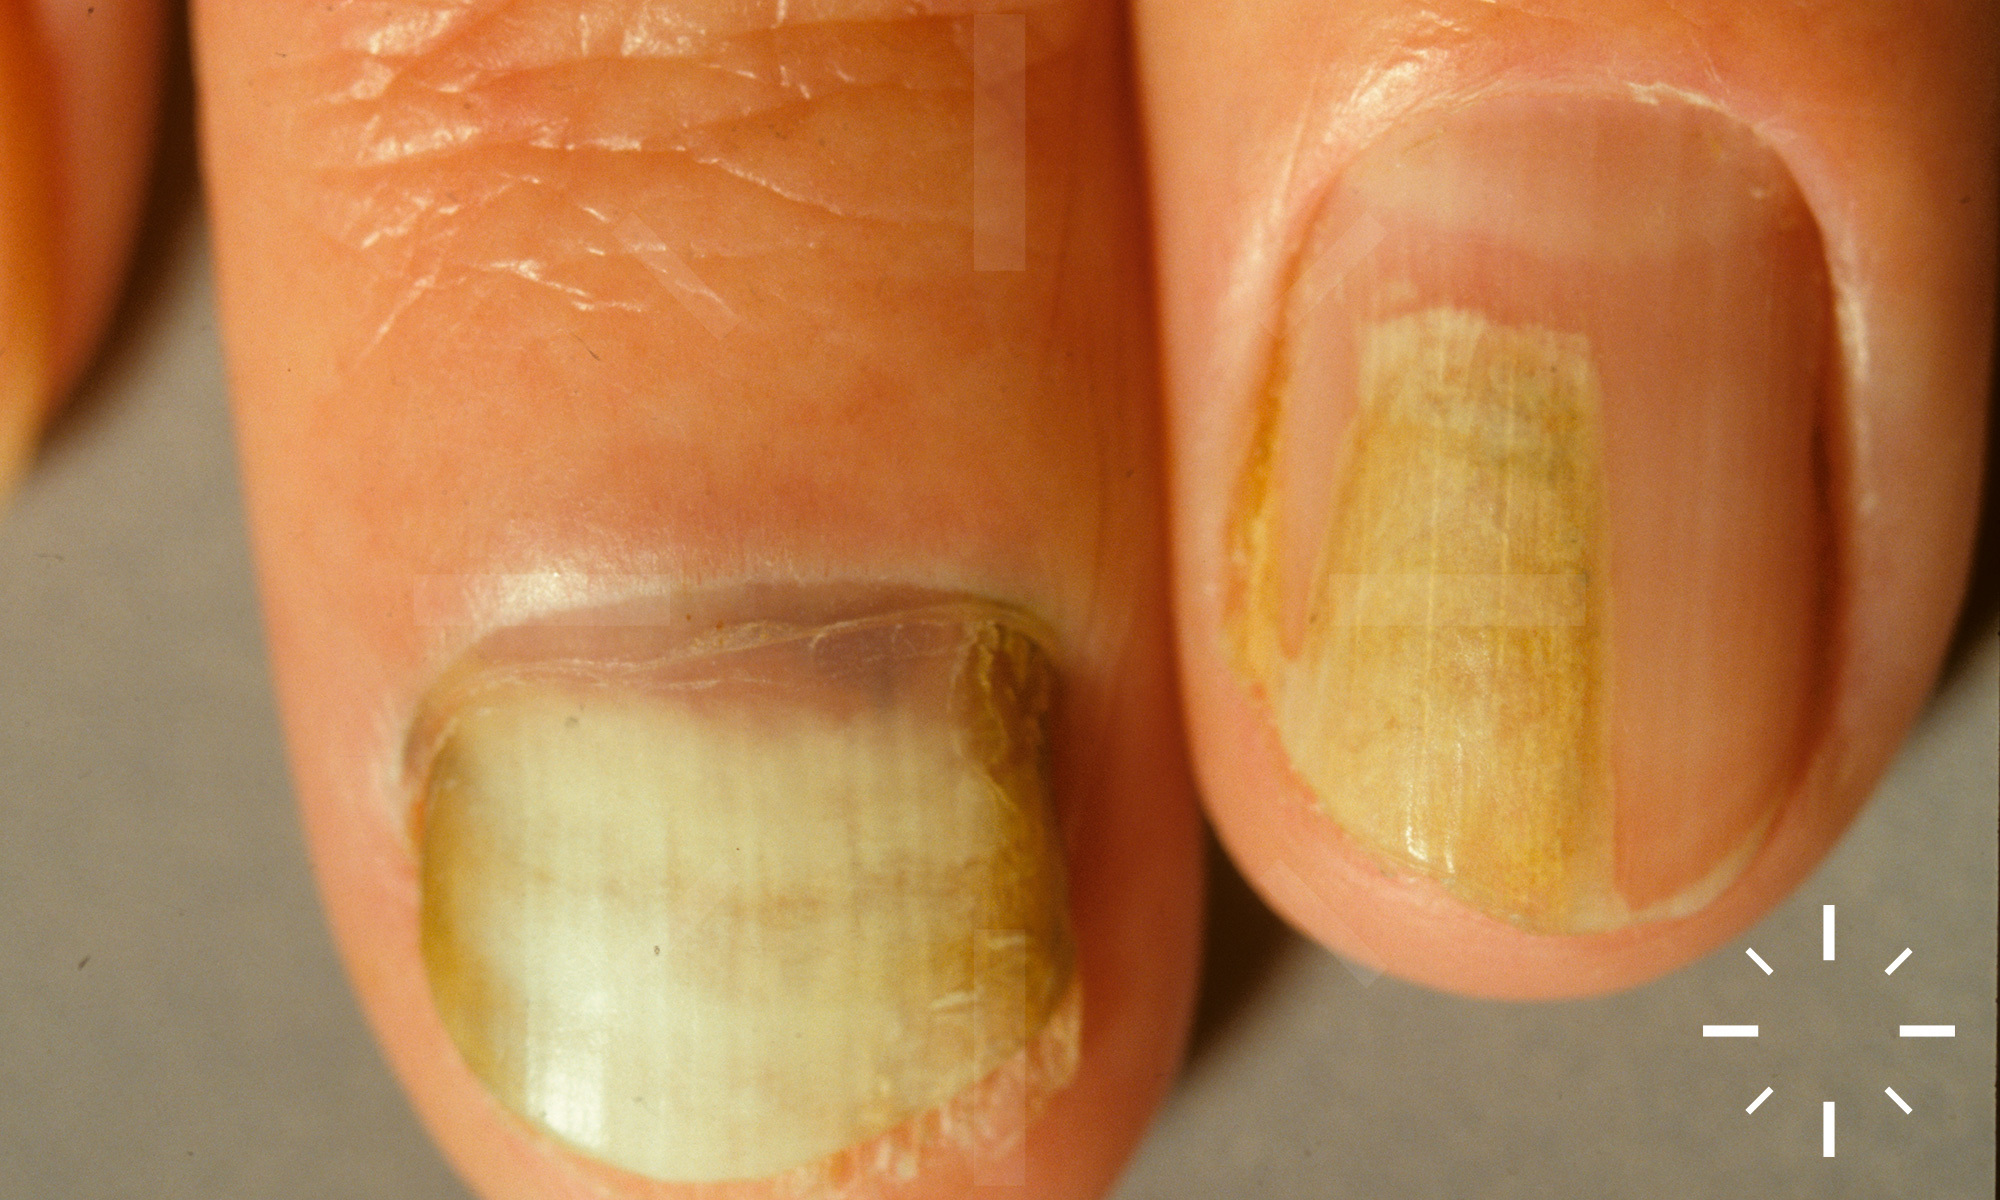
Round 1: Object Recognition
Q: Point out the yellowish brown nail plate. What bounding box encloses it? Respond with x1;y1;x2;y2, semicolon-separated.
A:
1233;92;1831;933
409;590;1078;1183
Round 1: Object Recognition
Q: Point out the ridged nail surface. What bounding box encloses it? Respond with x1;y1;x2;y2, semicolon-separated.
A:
1234;93;1829;932
413;593;1078;1182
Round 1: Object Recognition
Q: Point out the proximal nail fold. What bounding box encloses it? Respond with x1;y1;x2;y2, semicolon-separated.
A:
1236;94;1829;932
413;594;1078;1182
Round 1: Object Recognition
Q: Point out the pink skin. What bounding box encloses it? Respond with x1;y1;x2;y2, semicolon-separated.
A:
32;0;165;394
9;0;1992;1195
1143;0;1994;996
193;1;1199;1197
0;0;161;474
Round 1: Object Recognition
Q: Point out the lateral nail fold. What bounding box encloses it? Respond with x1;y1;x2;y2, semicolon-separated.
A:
412;594;1078;1183
1234;93;1829;933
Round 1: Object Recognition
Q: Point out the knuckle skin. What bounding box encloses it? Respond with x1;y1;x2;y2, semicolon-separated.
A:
281;0;1075;356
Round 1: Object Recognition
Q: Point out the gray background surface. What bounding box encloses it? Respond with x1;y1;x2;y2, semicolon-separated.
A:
2;45;1993;1200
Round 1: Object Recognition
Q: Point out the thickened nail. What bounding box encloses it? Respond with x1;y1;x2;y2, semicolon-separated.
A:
412;590;1078;1182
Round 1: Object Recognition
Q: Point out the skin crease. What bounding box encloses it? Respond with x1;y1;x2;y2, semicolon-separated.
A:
1140;0;1995;997
7;0;1988;1195
192;1;1199;1198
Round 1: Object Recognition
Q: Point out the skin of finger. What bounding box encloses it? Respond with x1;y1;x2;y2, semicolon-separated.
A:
30;0;165;394
0;0;54;481
1139;0;1996;996
193;0;1199;1196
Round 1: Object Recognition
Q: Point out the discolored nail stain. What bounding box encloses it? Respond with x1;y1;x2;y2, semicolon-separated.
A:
1235;308;1617;931
412;592;1079;1182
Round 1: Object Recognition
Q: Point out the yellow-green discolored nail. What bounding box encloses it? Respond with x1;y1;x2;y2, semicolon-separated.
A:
410;591;1078;1183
